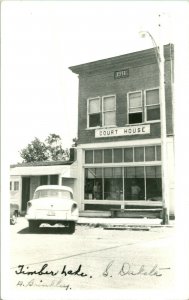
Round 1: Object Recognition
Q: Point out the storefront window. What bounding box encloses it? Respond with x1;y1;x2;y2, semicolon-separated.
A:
146;166;162;200
104;168;123;200
124;167;145;200
84;161;162;202
85;168;102;200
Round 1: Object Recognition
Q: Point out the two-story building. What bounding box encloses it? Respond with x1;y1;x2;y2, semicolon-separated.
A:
69;44;174;218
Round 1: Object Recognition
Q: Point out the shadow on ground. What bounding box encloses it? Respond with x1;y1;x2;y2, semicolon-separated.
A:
17;225;75;235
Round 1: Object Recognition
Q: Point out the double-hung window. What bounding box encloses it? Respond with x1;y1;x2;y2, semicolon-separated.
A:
102;95;116;126
87;95;116;128
88;97;101;128
128;91;143;124
145;88;160;121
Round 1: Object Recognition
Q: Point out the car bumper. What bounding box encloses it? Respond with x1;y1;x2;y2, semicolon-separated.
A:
25;211;78;222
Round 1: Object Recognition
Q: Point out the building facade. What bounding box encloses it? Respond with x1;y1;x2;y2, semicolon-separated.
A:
10;159;77;213
70;44;174;217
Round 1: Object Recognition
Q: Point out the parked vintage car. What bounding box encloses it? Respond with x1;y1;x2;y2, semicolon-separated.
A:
25;185;79;233
10;203;19;225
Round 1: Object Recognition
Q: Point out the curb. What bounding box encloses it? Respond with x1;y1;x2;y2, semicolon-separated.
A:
77;222;174;230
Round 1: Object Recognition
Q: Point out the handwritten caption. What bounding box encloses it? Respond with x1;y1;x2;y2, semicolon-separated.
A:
15;261;170;289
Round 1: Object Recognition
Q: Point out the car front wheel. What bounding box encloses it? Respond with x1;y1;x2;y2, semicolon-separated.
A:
29;220;39;232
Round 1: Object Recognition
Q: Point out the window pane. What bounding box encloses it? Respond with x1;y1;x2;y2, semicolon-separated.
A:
85;150;93;163
145;146;155;161
156;145;161;160
104;168;113;178
50;175;58;185
146;166;156;178
114;149;122;162
130;107;142;113
10;182;12;190
87;168;96;179
134;147;144;161
156;166;162;178
124;168;144;200
85;168;102;200
146;89;159;105
125;167;135;178
104;111;116;126
146;166;162;200
89;113;101;127
14;182;19;191
129;113;142;124
40;176;48;185
113;167;122;178
135;167;144;178
103;96;115;111
89;98;100;113
94;150;102;163
104;149;112;163
124;148;133;162
129;92;142;108
104;167;123;200
146;106;160;121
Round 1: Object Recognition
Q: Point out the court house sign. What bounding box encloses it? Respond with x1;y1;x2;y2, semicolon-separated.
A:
95;125;150;138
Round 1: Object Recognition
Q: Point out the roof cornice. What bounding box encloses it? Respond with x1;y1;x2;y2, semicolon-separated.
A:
69;44;174;76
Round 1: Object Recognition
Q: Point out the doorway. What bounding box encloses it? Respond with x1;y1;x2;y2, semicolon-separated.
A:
21;177;30;211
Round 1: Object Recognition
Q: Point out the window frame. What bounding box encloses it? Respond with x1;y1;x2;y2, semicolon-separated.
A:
87;95;116;129
127;90;143;125
144;87;160;123
87;96;101;129
13;181;19;191
102;94;116;127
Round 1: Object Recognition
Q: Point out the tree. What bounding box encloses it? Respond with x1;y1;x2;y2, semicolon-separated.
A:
20;134;70;163
45;134;69;161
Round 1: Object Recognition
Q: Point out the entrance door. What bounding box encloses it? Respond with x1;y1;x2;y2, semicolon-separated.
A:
21;177;30;211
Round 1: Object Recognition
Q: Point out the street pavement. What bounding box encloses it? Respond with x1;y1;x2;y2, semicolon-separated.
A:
6;216;178;300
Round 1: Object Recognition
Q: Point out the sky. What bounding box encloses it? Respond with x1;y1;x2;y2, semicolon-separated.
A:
1;0;189;164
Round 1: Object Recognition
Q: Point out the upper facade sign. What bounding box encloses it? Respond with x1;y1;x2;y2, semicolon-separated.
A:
95;125;150;138
114;69;129;79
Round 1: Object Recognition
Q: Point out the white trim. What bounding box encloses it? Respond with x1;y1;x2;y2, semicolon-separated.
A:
83;200;162;206
77;138;162;149
84;162;162;168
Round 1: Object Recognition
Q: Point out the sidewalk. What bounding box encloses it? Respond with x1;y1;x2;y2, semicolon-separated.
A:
77;217;174;229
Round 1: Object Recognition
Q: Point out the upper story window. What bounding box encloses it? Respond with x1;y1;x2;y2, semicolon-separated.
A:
128;91;143;124
87;95;116;128
145;88;160;121
102;95;116;126
14;181;19;191
127;88;160;124
88;97;101;128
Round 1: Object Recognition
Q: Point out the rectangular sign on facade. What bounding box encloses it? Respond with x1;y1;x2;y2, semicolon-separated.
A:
95;125;150;138
114;69;129;79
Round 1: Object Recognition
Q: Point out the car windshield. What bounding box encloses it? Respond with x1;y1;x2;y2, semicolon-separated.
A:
34;189;73;200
